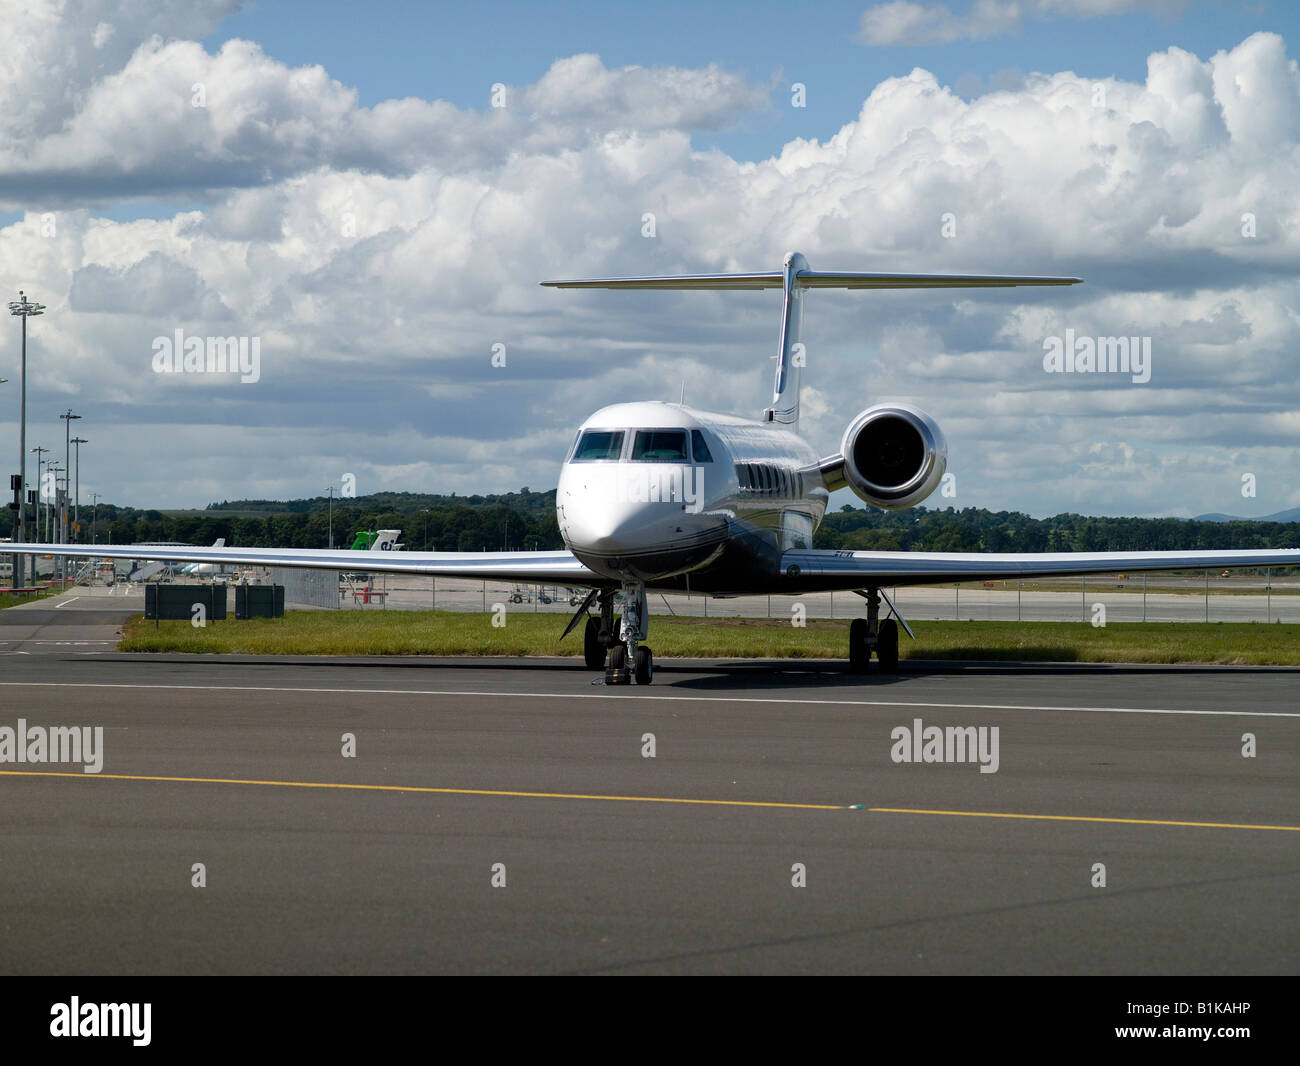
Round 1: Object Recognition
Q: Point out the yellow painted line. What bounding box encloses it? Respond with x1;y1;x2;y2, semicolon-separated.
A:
869;807;1300;832
3;771;1290;829
0;770;841;810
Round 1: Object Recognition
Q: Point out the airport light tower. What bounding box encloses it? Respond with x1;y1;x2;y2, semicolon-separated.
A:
49;463;64;581
71;437;87;541
59;410;80;571
31;446;48;543
9;292;44;588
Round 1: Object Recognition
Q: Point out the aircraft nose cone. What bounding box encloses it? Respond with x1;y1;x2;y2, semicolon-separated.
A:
559;463;705;557
564;500;649;554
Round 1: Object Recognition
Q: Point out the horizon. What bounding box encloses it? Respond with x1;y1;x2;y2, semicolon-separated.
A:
2;1;1298;520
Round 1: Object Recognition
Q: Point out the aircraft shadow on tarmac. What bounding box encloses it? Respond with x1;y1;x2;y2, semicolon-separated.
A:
94;652;1297;691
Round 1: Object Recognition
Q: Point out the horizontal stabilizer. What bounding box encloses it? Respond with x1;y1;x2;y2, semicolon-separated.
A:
797;271;1081;289
542;270;1081;290
541;272;783;290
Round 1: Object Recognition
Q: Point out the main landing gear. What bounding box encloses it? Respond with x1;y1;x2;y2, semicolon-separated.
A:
575;584;653;685
849;587;902;674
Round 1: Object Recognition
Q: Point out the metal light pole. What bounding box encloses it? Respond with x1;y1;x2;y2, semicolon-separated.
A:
9;292;45;588
91;492;101;545
31;446;47;545
71;437;87;542
49;463;64;583
59;410;80;578
327;485;334;549
48;464;63;543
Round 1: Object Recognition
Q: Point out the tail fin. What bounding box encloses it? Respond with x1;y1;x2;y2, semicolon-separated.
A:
543;254;1080;427
766;251;806;425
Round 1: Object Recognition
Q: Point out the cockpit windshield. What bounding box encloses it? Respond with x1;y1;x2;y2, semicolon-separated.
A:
572;429;625;461
631;429;688;462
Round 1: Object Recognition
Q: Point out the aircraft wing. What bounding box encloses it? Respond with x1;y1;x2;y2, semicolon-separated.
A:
780;547;1300;588
6;543;601;586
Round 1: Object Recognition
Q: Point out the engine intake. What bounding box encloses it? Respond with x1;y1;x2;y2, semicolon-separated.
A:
830;403;947;510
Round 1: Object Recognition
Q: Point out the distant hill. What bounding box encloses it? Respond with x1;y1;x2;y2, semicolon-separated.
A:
1193;508;1300;523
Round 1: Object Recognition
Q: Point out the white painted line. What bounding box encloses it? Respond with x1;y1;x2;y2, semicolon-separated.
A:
52;597;80;608
0;682;1295;717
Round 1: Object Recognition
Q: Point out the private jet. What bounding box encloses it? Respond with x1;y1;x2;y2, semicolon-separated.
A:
13;252;1300;685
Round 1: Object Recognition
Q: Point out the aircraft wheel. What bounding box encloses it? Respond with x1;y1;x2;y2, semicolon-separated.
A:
583;616;606;669
634;645;653;686
877;618;899;673
606;644;631;685
849;618;870;673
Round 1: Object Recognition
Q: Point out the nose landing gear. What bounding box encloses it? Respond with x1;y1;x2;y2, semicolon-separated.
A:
849;587;906;674
572;585;653;684
604;578;652;685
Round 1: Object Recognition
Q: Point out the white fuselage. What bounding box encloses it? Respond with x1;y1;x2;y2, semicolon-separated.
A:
556;401;828;593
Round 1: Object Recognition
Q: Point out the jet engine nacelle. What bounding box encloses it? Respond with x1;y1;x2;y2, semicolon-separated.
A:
822;403;947;510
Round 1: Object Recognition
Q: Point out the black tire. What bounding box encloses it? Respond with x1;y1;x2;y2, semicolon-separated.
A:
602;615;621;647
634;645;653;685
877;618;899;673
849;618;870;673
607;644;629;685
583;616;606;669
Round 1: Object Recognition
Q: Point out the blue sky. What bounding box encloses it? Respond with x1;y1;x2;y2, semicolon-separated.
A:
1;0;1298;519
201;0;1297;162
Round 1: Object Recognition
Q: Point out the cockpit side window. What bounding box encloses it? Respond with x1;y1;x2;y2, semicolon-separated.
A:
631;429;688;462
690;430;714;463
572;429;625;461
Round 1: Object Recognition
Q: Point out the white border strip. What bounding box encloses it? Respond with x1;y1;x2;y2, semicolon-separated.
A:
0;682;1296;717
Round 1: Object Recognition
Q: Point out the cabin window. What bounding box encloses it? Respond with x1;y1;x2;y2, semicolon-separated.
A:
631;429;688;462
572;430;625;461
690;430;714;463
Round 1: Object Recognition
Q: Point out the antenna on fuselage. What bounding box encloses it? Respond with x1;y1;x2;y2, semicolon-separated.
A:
542;254;1082;428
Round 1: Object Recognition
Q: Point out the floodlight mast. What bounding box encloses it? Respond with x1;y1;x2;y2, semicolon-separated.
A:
9;291;45;589
59;409;81;579
71;437;87;541
31;446;48;547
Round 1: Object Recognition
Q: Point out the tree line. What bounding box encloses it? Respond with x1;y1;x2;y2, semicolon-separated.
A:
72;492;1300;564
816;505;1300;555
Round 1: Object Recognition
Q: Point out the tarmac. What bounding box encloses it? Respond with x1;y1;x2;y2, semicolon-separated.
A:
0;592;1295;974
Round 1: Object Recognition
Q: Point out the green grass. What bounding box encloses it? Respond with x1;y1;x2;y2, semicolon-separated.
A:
118;611;1300;664
0;587;60;608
